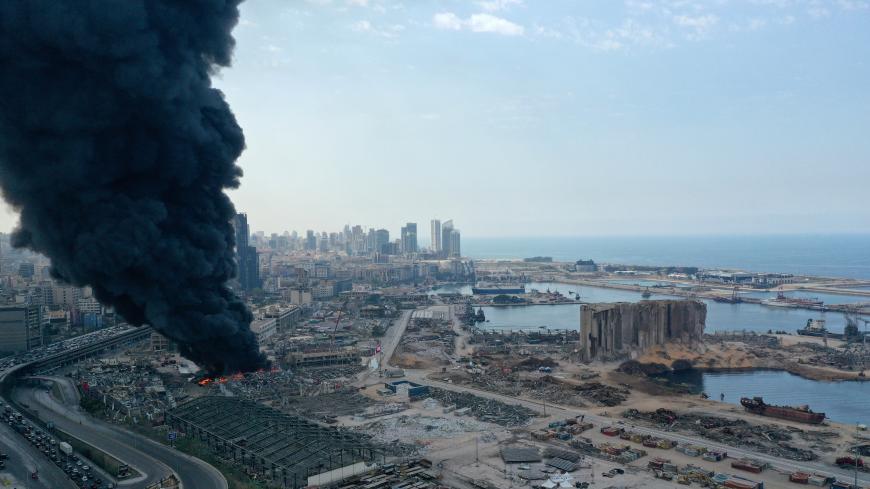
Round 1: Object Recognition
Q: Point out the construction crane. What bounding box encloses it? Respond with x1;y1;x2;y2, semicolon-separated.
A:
331;298;350;349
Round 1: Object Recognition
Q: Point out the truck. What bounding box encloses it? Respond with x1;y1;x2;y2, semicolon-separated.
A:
59;442;73;457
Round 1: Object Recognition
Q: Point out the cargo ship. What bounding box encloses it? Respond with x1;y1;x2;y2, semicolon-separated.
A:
471;283;526;295
761;292;824;309
740;397;825;424
796;318;844;339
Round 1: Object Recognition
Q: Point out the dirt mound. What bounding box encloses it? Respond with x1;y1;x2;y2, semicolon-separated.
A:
671;359;694;371
618;360;671;376
515;357;559;371
573;381;630;406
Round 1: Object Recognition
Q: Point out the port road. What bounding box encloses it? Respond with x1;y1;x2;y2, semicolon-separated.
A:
355;309;412;386
0;417;75;489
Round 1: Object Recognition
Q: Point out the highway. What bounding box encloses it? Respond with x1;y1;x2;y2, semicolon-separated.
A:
0;416;76;489
13;377;227;489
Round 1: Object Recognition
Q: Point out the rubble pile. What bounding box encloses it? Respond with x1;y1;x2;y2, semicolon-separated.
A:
797;429;840;452
296;365;366;383
463;372;589;408
75;359;175;424
469;329;580;346
704;332;780;349
803;343;870;372
286;388;376;421
617;360;672;376
572;381;630;406
623;408;818;461
395;314;457;367
361;414;492;442
427;387;536;426
226;368;302;403
514;357;559;371
213;365;363;406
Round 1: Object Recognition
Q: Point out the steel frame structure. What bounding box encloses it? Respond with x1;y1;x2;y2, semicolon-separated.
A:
167;396;383;488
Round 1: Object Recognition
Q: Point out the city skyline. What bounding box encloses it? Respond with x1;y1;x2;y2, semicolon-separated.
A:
246;217;461;257
3;1;869;236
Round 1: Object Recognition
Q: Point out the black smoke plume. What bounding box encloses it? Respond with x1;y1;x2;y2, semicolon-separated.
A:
0;1;266;373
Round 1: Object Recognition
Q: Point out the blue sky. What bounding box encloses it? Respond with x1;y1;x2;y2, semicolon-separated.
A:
5;0;869;238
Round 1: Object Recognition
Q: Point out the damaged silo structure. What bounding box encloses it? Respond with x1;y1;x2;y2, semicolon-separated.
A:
579;300;706;361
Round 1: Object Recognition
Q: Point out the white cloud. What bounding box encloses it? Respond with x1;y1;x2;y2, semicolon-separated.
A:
348;0;369;5
673;14;718;30
625;0;655;12
807;6;830;18
540;16;671;52
748;17;768;30
749;0;793;7
673;14;719;39
352;20;372;32
476;0;523;12
837;0;870;10
433;12;463;31
468;13;525;35
351;20;403;37
533;24;565;39
433;12;524;36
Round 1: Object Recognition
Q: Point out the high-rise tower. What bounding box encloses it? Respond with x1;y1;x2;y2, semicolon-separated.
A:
430;219;441;253
233;213;260;291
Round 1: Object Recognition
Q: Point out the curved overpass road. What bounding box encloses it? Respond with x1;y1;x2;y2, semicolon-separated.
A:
13;380;227;489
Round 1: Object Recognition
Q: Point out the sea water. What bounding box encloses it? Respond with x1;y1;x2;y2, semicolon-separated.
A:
463;234;870;280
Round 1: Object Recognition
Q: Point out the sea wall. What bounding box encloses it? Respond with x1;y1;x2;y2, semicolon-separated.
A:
579;300;706;361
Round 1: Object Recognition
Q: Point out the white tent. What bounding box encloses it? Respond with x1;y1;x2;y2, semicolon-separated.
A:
541;473;574;489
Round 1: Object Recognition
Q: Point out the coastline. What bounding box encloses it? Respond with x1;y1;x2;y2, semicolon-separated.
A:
632;339;866;384
680;365;867;383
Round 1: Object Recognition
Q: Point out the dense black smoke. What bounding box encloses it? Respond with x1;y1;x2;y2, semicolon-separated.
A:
0;1;266;373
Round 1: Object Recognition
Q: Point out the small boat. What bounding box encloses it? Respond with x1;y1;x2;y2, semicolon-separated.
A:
641;288;652;299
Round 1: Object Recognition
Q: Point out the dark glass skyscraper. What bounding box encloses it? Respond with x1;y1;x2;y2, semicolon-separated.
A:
401;223;418;254
233;213;260;291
